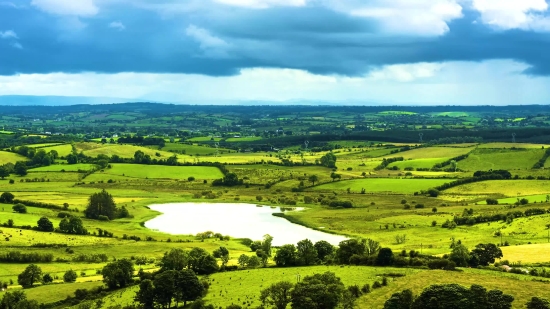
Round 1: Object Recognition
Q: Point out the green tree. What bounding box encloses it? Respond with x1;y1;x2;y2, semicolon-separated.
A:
0;290;39;309
449;244;470;267
274;244;297;267
260;281;294;309
135;279;155;309
41;273;53;285
247;256;261;268
237;254;249;268
320;153;337;168
314;240;334;261
160;248;189;271
0;166;9;180
84;189;117;220
262;234;274;256
526;297;550;309
384;289;413;309
17;264;43;288
0;192;14;203
308;175;319;186
102;259;134;289
175;269;205;306
14;161;27;176
12;204;27;214
187;247;219;275
291;272;345;309
37;216;54;232
59;216;87;235
336;239;366;264
154;270;177;308
376;248;394;266
63;269;78;283
470;243;503;266
296;239;318;266
66;154;78;164
213;247;230;268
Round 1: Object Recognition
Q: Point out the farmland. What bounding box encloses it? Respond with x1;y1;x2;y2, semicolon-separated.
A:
1;104;550;308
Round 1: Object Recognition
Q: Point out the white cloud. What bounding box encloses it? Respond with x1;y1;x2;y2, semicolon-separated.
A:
0;30;18;39
31;0;99;16
0;60;547;105
185;25;230;58
10;42;23;49
321;0;463;36
109;21;125;31
214;0;306;9
368;63;444;82
471;0;550;31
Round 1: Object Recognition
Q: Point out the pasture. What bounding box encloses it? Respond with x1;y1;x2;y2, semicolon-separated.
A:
459;148;545;171
0;151;27;164
444;180;550;196
311;178;450;194
93;164;224;180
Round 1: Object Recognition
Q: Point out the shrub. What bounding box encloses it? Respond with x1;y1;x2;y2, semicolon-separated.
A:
188;176;196;182
63;269;78;283
0;192;14;203
98;215;110;221
486;198;499;205
12;204;27;213
414;204;425;209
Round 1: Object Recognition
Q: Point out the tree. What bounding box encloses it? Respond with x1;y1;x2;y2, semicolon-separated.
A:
365;238;380;256
18;264;43;288
526;297;550;309
187;247;219;275
63;269;78;283
102;259;134;289
175;269;204;306
296;239;318;266
330;172;341;182
247;256;261;268
262;234;274;256
291;272;345;309
42;273;53;285
427;188;440;197
160;248;189;271
14;161;27;176
450;160;458;172
308;175;319;186
0;290;39;309
135;279;155;309
37;216;54;232
0;192;14;203
470;243;503;266
238;254;249;268
376;248;394;266
154;270;177;308
449;244;470;267
337;239;366;264
66;153;78;164
84;189;117;220
213;247;230;268
274;244;297;267
314;240;334;261
320;153;337;168
0;166;9;180
59;215;87;235
260;281;294;309
384;289;413;309
12;203;27;214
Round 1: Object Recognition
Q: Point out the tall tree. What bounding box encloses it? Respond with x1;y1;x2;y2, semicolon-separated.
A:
291;272;345;309
260;281;294;309
0;166;9;179
160;248;189;271
314;240;334;261
37;216;54;232
135;279;155;309
102;259;134;289
85;189;117;220
213;247;230;268
274;244;297;267
14;161;27;176
470;243;503;266
175;269;205;306
308;175;319;186
296;239;318;266
17;264;43;288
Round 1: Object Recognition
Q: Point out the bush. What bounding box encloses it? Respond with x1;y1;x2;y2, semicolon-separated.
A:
0;192;14;203
98;215;110;221
188;176;196;182
63;269;78;283
486;198;499;205
12;204;27;214
414;204;425;209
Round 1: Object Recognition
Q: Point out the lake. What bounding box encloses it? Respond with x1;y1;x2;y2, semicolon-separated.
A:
144;202;347;246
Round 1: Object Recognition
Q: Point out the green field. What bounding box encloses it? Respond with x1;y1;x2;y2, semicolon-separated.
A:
30;163;95;172
312;178;450;194
445;180;550;196
0;151;28;164
459;148;545;171
91;164;224;180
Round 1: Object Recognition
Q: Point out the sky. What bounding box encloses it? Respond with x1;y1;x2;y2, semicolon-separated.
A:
1;0;550;105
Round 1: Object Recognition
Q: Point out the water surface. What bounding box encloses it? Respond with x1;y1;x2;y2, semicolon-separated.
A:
145;203;347;246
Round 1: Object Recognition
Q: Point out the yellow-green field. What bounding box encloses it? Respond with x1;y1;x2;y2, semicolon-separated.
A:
0;151;28;164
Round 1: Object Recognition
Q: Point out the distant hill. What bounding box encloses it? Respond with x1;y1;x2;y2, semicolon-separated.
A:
0;95;130;106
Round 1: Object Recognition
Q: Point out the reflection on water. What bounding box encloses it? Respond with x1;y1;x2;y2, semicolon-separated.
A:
145;203;347;246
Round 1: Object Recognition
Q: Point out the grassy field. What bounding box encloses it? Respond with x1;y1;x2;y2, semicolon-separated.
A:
312;178;450;194
459;148;545;171
74;143;176;160
384;146;474;160
160;143;227;155
0;151;28;164
477;143;550;149
40;144;73;157
91;164;224;180
444;180;550;196
30;163;95;172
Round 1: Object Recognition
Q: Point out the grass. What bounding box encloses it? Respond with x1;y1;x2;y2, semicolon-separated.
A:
161;143;227;155
384;146;474;160
40;144;73;157
92;164;224;180
226;137;263;142
459;148;545;171
312;178;450;194
477;143;550;149
0;151;28;165
30;163;95;172
444;180;550;196
74;143;176;159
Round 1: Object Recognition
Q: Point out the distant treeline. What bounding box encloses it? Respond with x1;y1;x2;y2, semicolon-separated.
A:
449;208;549;227
435;170;512;191
0;251;54;263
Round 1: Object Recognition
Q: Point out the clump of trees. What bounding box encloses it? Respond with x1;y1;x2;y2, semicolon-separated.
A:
212;173;243;187
384;283;514;309
84;189;130;220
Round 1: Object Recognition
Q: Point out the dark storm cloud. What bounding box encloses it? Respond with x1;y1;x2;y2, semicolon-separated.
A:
1;3;550;76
